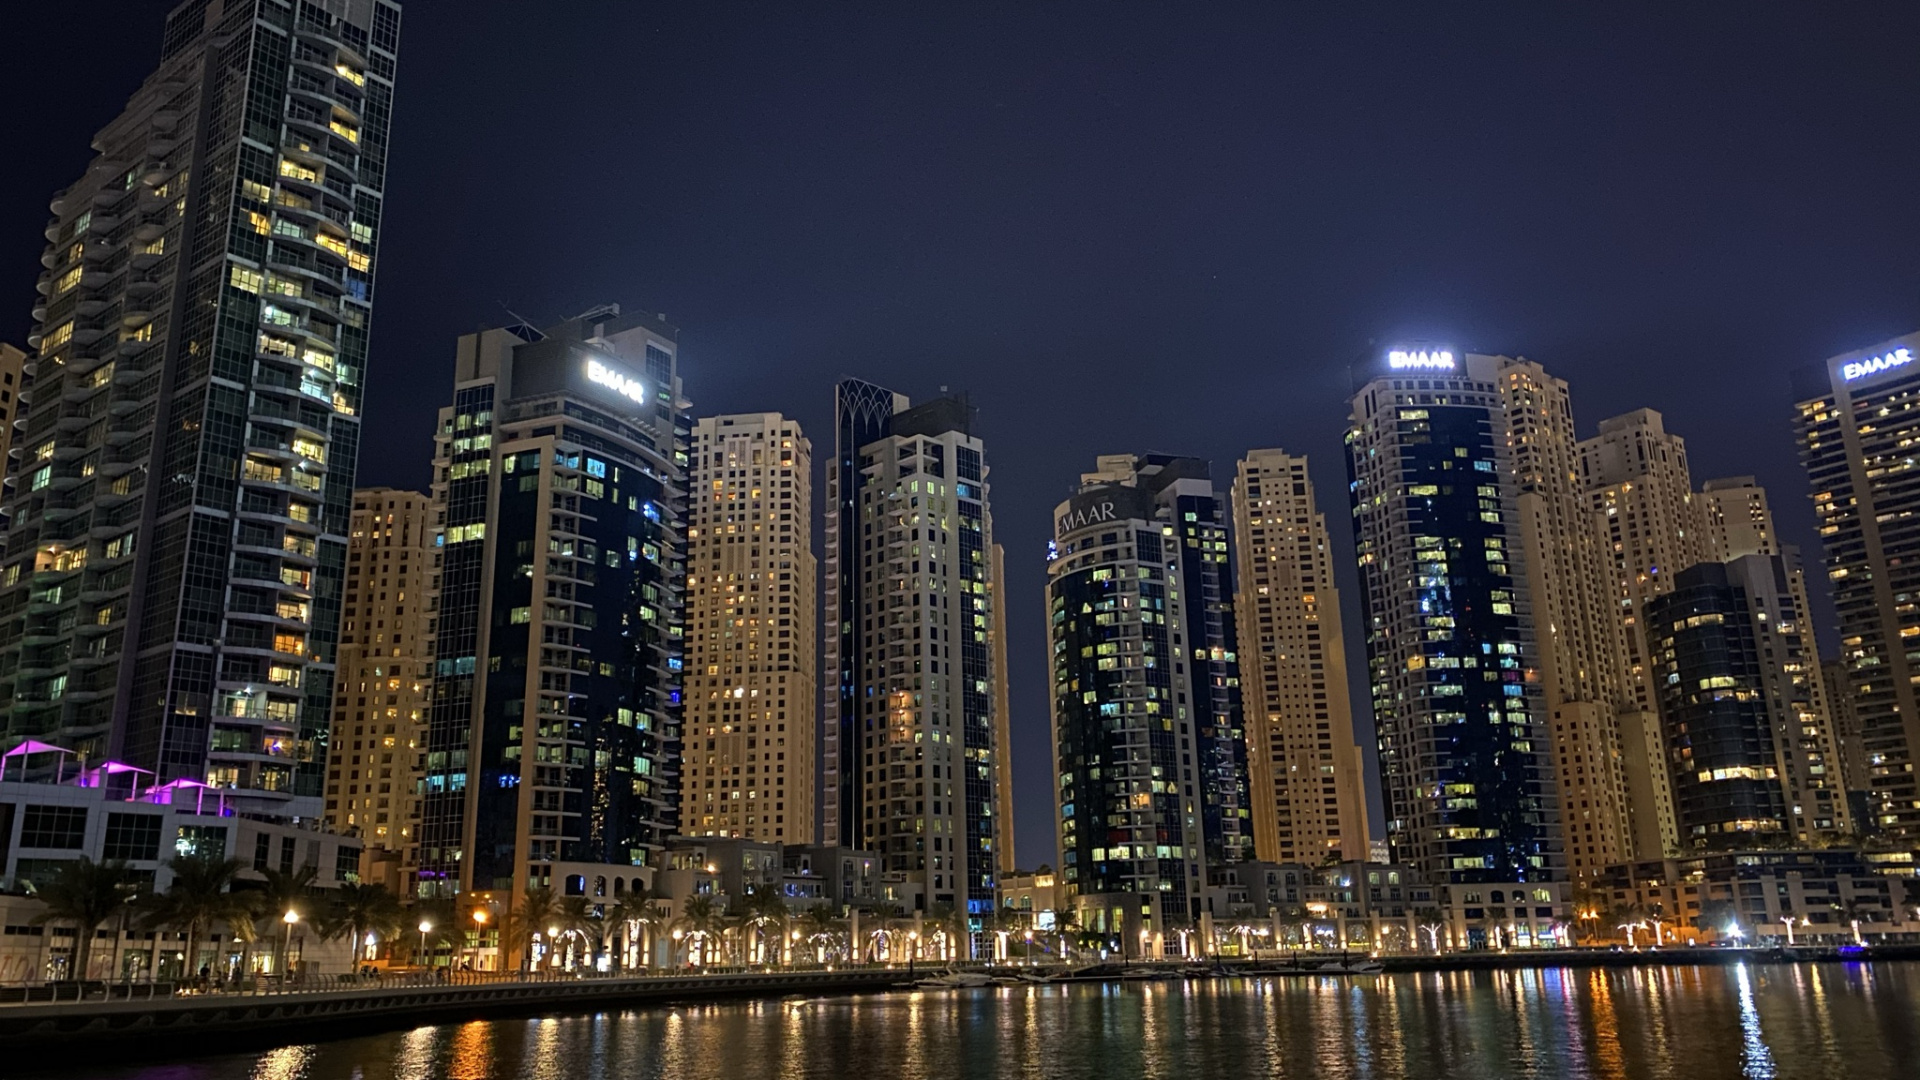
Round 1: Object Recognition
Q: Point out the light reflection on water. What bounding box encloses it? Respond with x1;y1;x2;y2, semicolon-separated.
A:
50;963;1920;1080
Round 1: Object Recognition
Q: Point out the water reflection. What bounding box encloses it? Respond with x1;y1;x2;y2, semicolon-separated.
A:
43;963;1920;1080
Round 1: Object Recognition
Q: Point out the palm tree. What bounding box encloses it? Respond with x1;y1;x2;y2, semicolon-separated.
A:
1052;908;1082;962
799;904;841;964
321;883;405;965
137;854;250;982
1413;907;1448;954
249;865;320;976
737;886;789;965
552;894;600;969
867;899;902;957
32;858;141;981
676;896;723;966
499;886;559;973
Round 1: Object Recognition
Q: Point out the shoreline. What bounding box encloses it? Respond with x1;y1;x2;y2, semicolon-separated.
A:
6;945;1912;1067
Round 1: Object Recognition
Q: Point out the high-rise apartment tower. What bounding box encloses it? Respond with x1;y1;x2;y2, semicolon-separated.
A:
1346;348;1563;905
0;0;401;816
325;487;432;891
418;307;687;901
683;413;815;844
1793;331;1920;836
824;383;1005;920
1578;408;1711;858
1047;469;1206;947
1229;450;1369;864
1496;358;1637;882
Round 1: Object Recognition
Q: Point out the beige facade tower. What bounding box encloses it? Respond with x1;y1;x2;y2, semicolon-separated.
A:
326;488;435;893
1496;358;1636;882
1229;450;1369;864
0;343;23;482
989;541;1016;875
1700;477;1778;560
685;413;816;844
1579;409;1711;859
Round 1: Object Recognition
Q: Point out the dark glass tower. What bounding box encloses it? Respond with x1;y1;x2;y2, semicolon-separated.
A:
417;308;687;900
1048;476;1203;952
0;0;401;817
1346;351;1562;899
821;378;905;846
1645;556;1852;848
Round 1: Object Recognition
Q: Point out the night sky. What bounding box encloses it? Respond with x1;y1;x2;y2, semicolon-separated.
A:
3;2;1918;869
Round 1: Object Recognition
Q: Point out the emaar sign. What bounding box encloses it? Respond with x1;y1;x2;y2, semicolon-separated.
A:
586;358;648;405
1842;347;1914;382
1389;349;1455;371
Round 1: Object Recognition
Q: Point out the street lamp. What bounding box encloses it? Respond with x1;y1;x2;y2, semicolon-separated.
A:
418;920;432;969
1024;929;1033;965
549;925;562;971
281;910;299;982
472;908;489;973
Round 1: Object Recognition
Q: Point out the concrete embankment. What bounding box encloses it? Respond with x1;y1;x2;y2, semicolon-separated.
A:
0;968;905;1062
9;946;1914;1065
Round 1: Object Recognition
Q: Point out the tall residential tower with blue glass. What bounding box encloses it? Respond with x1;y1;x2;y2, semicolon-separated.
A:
1346;348;1566;944
417;307;688;902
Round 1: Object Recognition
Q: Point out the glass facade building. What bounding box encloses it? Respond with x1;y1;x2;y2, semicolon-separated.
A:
1346;350;1562;891
417;308;687;900
0;0;401;816
1793;330;1920;837
1645;556;1850;847
1048;466;1206;948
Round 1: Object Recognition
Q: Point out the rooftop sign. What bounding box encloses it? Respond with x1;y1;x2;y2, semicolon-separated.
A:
587;357;647;405
1842;347;1914;382
1389;349;1455;371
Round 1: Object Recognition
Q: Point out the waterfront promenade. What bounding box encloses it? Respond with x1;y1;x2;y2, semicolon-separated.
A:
4;945;1911;1065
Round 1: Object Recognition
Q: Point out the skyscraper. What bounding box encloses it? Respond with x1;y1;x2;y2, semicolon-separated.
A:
1579;408;1711;859
1347;348;1563;911
1229;449;1369;864
1700;477;1779;560
828;386;1003;919
683;413;815;844
1078;455;1249;866
1645;556;1852;847
0;343;24;477
0;0;401;814
1047;470;1205;948
1794;330;1920;836
325;487;432;891
821;379;906;848
418;307;686;902
1497;358;1636;882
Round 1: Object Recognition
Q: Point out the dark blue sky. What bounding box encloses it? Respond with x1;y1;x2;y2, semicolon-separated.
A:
3;1;1918;867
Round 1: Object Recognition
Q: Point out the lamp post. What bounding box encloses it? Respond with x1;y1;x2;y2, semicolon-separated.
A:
1024;929;1033;966
549;925;562;971
672;927;685;968
418;920;432;970
471;907;489;974
280;910;299;984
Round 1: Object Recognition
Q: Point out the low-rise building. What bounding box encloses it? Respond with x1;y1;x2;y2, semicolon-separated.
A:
1591;848;1919;944
0;755;364;982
